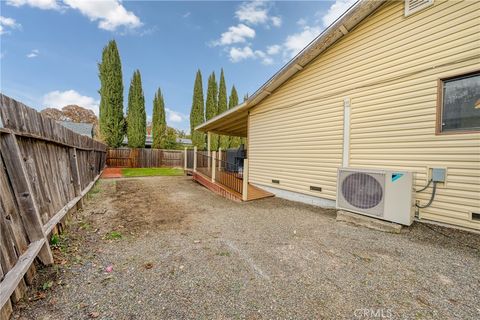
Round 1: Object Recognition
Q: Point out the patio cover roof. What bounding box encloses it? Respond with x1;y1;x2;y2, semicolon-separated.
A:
195;0;386;138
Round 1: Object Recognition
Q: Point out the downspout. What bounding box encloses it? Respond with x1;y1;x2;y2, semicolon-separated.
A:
342;97;350;168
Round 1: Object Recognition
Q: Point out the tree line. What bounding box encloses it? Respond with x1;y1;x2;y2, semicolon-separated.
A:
190;69;245;151
98;40;176;149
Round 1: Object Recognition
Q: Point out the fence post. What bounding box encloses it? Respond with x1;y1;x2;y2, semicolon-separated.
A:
211;151;216;183
242;159;249;201
68;147;83;210
184;147;187;170
0;133;54;265
193;146;197;172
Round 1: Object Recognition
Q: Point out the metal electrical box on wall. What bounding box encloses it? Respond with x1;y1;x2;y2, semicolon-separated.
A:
431;168;447;183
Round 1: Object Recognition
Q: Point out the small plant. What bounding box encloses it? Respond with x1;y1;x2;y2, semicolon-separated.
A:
104;231;122;240
216;251;231;257
42;281;53;291
90;182;102;195
79;221;91;230
50;234;60;246
50;233;69;252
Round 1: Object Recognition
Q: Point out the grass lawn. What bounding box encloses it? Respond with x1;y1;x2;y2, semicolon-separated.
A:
121;167;184;177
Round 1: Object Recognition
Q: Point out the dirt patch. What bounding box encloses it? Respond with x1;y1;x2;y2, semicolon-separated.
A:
12;176;480;320
80;178;191;239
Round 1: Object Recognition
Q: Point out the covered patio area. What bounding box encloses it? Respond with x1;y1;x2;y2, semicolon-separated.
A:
187;103;272;202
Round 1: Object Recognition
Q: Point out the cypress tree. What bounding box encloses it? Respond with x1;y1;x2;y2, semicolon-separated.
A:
164;127;178;149
228;85;242;148
98;40;125;147
126;70;146;148
218;69;230;150
190;70;206;149
152;88;167;149
229;85;239;109
205;72;219;151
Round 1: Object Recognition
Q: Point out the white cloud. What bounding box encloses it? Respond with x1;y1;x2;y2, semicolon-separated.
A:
270;16;282;27
165;108;185;123
0;16;19;28
321;0;357;27
182;12;191;18
283;25;321;59
63;0;142;31
297;18;307;26
43;90;99;115
211;1;282;65
266;44;281;55
229;46;273;65
26;49;39;58
277;0;355;59
6;0;61;10
253;49;274;65
229;46;255;62
9;0;143;31
235;1;281;27
235;1;268;24
213;24;255;46
0;16;21;35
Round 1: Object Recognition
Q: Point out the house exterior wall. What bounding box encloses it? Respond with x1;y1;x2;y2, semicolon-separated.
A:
248;0;480;230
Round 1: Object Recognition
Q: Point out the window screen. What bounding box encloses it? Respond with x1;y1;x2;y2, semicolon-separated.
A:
441;73;480;132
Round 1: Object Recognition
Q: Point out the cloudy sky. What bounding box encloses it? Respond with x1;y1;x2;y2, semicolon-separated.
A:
0;0;356;132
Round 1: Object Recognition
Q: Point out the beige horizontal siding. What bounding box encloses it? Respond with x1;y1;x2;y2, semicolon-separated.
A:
249;0;480;230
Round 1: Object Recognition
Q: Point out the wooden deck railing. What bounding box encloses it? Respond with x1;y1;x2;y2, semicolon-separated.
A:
195;151;212;178
215;157;243;194
191;150;243;195
186;149;194;169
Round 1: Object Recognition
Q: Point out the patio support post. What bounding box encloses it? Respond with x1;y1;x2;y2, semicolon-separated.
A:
184;147;187;170
211;151;216;183
242;159;249;201
218;148;222;162
207;131;211;170
193;146;197;172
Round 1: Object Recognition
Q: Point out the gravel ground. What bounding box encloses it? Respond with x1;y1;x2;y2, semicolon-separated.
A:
12;176;480;320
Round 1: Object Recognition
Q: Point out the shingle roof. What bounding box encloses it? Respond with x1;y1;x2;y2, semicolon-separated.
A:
58;121;94;138
176;138;192;144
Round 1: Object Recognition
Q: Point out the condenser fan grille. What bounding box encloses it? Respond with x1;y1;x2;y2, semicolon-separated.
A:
341;172;383;210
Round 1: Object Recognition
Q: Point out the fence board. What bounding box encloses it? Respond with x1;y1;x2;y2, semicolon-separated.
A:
0;94;106;319
106;148;184;168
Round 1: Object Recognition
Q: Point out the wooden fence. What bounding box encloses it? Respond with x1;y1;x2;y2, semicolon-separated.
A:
106;148;184;168
0;94;106;319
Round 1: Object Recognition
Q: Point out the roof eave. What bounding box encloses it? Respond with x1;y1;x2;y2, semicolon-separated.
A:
194;0;386;133
195;102;248;132
247;0;386;108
